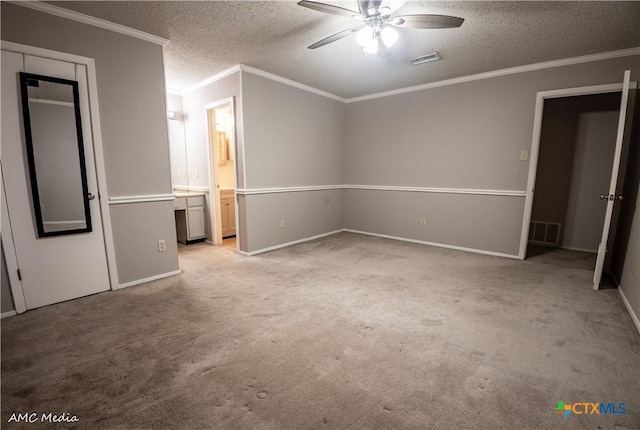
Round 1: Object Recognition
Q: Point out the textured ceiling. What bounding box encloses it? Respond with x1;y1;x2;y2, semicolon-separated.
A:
47;1;640;98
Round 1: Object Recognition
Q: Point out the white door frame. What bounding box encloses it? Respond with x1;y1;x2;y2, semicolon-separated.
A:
518;80;638;260
204;97;239;250
1;163;26;314
0;41;119;311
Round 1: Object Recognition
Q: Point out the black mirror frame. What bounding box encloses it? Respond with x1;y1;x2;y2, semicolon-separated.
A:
19;72;93;238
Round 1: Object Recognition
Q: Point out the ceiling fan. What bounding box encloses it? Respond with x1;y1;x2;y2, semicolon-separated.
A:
298;0;464;55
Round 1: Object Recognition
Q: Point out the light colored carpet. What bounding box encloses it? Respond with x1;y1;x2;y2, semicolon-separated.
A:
2;232;639;429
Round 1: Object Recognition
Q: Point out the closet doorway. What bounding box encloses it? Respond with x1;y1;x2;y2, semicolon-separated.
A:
206;98;238;249
521;71;637;289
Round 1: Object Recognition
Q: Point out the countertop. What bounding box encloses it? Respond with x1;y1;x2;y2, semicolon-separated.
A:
173;190;206;197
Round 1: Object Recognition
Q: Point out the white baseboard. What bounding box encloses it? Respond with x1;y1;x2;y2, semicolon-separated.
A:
1;310;17;319
344;229;520;259
560;246;597;254
240;228;519;259
618;287;640;335
118;269;182;289
243;230;344;256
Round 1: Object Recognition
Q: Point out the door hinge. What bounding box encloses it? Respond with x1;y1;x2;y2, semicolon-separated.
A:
17;269;22;281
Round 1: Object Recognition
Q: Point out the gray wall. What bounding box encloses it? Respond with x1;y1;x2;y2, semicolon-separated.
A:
244;190;343;252
2;3;179;288
619;183;640;330
242;73;344;189
345;55;640;256
241;72;345;253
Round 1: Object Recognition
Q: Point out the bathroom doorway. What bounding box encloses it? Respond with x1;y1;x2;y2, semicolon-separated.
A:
206;98;238;249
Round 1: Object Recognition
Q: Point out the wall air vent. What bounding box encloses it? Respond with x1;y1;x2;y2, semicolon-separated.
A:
406;52;442;66
528;221;561;246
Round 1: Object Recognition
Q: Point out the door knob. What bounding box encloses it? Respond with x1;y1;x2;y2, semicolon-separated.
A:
600;194;624;201
87;192;96;200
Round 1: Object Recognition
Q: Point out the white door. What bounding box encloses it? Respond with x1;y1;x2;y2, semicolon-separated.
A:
1;50;110;309
593;70;633;289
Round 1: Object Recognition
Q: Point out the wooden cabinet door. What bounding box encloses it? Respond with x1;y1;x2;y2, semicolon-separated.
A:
220;198;229;237
228;198;236;236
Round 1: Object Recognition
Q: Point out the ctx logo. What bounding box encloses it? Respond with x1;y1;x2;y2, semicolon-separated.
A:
554;401;627;418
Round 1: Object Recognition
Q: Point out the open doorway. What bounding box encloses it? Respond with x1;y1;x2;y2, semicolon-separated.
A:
527;92;620;286
521;74;638;290
206;98;238;250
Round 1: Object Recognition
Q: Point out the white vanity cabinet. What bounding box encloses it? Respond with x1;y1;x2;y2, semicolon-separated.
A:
220;190;236;238
174;193;206;244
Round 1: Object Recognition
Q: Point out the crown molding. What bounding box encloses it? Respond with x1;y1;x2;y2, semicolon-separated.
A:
172;47;639;103
180;64;241;95
11;1;168;46
238;64;347;103
346;47;640;103
176;63;346;102
166;88;183;96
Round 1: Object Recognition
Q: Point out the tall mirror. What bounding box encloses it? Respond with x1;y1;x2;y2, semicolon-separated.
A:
19;72;92;237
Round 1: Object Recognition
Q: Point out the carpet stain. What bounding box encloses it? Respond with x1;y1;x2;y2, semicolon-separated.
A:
12;387;35;398
420;318;444;326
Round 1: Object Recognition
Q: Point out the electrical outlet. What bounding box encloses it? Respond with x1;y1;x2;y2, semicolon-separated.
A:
420;218;427;226
520;150;529;161
280;219;285;229
158;240;166;252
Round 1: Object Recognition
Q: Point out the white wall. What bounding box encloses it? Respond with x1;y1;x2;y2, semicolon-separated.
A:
563;111;619;251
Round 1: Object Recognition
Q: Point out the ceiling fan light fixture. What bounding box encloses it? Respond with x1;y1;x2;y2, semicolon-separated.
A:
363;37;379;54
356;25;374;47
379;6;392;18
380;26;399;47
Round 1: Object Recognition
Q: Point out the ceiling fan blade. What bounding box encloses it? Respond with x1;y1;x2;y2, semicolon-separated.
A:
298;0;362;18
391;14;464;29
308;26;362;49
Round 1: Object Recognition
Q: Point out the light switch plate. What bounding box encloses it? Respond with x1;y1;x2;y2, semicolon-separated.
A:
520;150;529;161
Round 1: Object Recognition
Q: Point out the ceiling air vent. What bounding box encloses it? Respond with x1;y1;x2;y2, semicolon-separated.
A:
406;52;442;66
